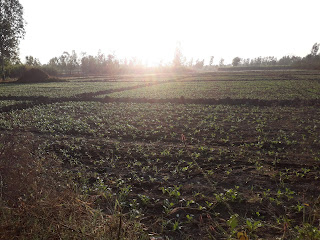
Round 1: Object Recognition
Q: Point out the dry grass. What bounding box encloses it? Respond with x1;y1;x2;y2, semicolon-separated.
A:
0;133;148;240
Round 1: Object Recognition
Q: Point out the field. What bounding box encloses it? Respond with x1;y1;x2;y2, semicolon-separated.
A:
1;70;320;239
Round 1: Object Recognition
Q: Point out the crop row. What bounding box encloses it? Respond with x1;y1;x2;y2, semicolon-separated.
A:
103;80;320;100
0;100;27;108
12;101;316;238
0;102;318;145
67;73;184;82
0;81;139;98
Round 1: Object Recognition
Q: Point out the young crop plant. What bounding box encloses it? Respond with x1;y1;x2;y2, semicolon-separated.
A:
2;72;320;239
214;186;241;203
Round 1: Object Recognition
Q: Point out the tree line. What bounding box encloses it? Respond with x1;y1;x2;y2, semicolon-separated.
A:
3;43;320;79
230;43;320;69
1;0;320;80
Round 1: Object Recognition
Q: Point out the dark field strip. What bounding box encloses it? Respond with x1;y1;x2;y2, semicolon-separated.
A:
100;97;320;107
174;78;320;82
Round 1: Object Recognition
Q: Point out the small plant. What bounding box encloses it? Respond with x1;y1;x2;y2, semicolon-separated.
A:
215;186;241;202
186;214;194;223
138;194;150;205
227;214;239;232
246;218;262;234
173;220;181;231
163;199;175;214
159;185;182;199
295;223;320;240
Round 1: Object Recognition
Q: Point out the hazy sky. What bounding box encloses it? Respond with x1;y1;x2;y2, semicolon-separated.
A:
19;0;320;66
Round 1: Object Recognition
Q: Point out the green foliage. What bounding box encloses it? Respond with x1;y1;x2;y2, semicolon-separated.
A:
25;55;41;66
4;63;26;78
232;57;241;67
295;223;320;240
0;0;26;80
227;214;239;231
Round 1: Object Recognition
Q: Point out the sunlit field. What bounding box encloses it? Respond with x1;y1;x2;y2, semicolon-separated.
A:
1;70;320;239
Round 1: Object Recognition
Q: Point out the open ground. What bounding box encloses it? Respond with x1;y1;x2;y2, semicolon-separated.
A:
1;70;320;239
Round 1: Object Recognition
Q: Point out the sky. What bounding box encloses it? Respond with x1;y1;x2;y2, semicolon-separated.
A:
19;0;320;66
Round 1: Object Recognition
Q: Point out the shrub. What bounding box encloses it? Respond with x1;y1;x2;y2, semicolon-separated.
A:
5;64;27;78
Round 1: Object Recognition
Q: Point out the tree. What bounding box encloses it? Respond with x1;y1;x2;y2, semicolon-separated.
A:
105;53;119;74
25;56;41;66
48;57;59;69
310;43;319;56
66;50;79;74
232;57;241;67
58;52;68;73
0;0;25;80
278;55;301;65
209;56;214;66
173;42;183;68
219;58;225;67
194;59;204;69
81;54;97;74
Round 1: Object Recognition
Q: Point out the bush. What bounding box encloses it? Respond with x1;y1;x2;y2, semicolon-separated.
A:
5;64;27;78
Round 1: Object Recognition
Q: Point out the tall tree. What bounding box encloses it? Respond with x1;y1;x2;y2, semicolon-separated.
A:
66;50;79;74
310;43;319;56
209;56;214;66
173;42;183;68
0;0;25;80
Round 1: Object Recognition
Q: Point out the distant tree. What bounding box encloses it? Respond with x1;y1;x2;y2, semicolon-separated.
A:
96;50;106;73
278;55;301;65
250;57;262;66
219;58;224;67
232;57;241;67
105;53;119;74
209;56;214;66
0;0;25;80
58;52;68;73
81;54;97;74
173;42;183;68
294;43;320;70
66;50;79;74
48;57;59;68
194;59;204;69
187;58;194;67
310;43;319;56
242;58;250;66
25;56;41;66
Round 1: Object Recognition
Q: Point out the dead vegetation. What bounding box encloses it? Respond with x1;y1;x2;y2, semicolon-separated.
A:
0;133;148;240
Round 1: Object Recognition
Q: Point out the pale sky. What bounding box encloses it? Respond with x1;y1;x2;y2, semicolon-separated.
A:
19;0;320;66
